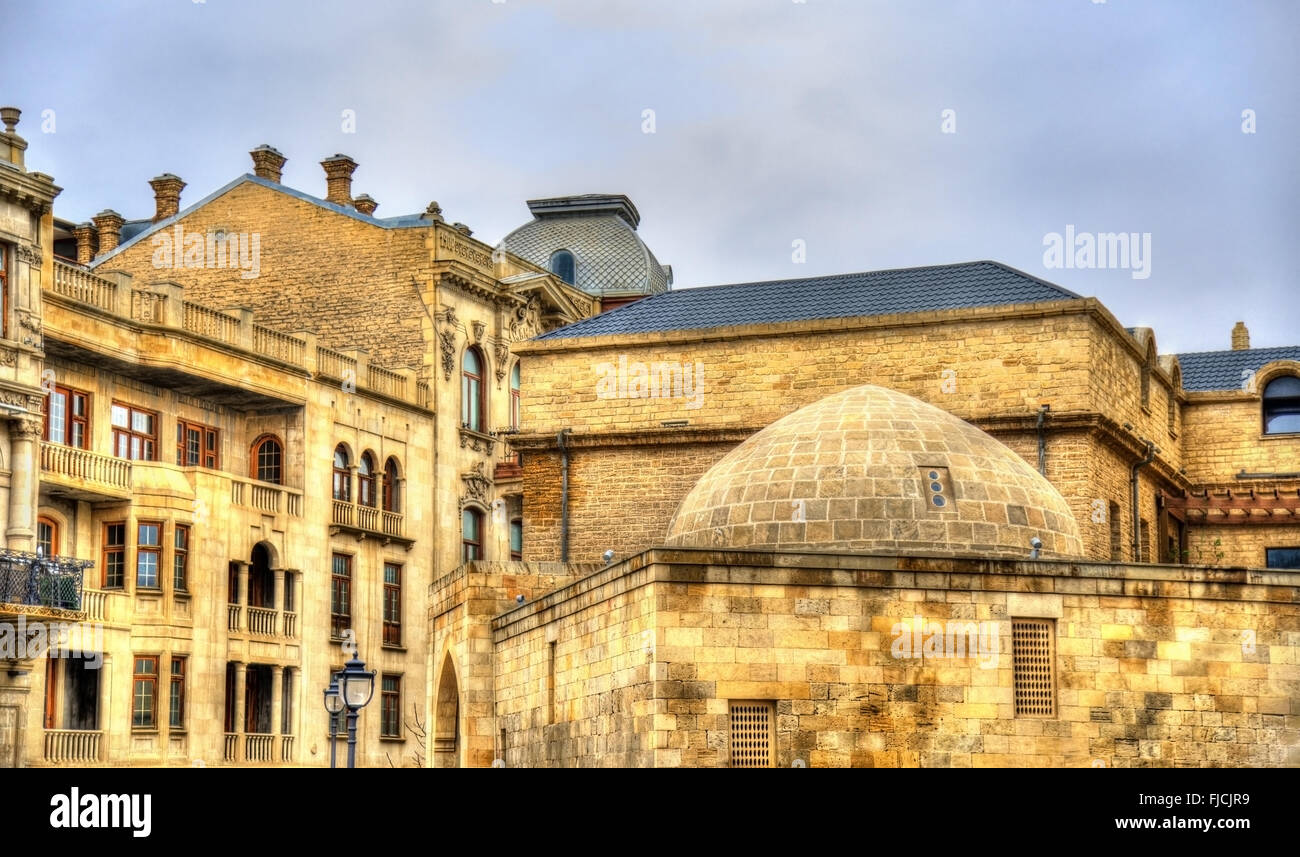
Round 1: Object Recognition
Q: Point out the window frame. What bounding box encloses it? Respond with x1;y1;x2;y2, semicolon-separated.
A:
37;515;59;557
509;362;521;430
462;507;484;563
0;244;6;339
332;445;351;502
1265;547;1300;569
383;562;402;647
132;655;159;730
169;655;187;730
461;347;485;432
111;401;159;461
380;674;402;738
358;452;377;508
1262;375;1300;436
102;521;126;589
330;553;352;639
549;249;576;285
42;385;91;449
382;457;400;513
175;418;220;469
251;434;283;484
509;518;523;561
135;520;162;589
173;524;190;592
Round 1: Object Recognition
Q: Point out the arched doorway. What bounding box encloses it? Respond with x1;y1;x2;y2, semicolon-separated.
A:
434;652;459;768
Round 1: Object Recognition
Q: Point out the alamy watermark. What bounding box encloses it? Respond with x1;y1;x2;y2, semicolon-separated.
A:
0;616;103;668
595;355;704;410
151;224;260;279
890;616;1000;669
1042;225;1150;280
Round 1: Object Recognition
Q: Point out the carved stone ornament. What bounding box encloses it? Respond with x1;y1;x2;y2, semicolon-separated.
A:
507;295;541;342
493;340;510;386
9;416;44;440
458;429;496;455
459;461;492;508
471;320;486;343
438;306;459;381
0;390;28;408
0;347;16;368
14;244;42;266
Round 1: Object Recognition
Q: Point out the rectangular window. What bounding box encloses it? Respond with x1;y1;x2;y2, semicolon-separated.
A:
380;675;401;738
169;656;186;729
111;402;157;461
136;521;161;588
510;519;523;561
383;562;402;646
330;553;351;639
283;572;295;613
132;656;158;729
1012;619;1057;718
173;525;190;591
1265;547;1300;569
102;522;126;589
43;385;91;449
175;419;219;468
729;700;775;768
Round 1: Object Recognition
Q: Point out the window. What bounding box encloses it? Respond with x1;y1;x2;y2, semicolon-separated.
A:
135;521;161;588
549;249;575;285
173;524;190;591
1012;619;1056;718
175;419;219;468
102;522;126;589
510;518;523;561
1262;375;1300;435
281;669;294;734
462;347;485;432
383;562;402;646
1265;548;1300;569
43;386;90;448
251;434;283;484
111;402;158;461
462;508;483;562
132;656;158;729
730;701;775;768
37;516;59;557
380;675;401;738
358;452;377;507
510;363;521;430
332;445;351;501
330;553;351;639
382;457;400;513
1108;501;1122;561
0;244;6;338
169;656;186;729
283;571;295;613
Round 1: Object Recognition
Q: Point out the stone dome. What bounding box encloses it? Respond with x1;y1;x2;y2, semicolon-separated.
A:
665;385;1084;559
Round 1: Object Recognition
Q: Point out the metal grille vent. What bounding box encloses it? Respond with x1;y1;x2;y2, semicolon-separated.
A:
730;701;775;768
1012;619;1056;717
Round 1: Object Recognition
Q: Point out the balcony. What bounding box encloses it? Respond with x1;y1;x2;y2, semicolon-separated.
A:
44;729;103;764
0;550;93;620
39;442;132;502
231;475;303;517
330;500;412;547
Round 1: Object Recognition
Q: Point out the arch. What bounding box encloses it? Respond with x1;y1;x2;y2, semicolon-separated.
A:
549;249;576;285
382;456;401;513
462;346;486;432
250;433;283;484
433;651;460;768
358;451;377;507
332;443;351;501
37;514;61;557
1262;373;1300;435
249;542;276;608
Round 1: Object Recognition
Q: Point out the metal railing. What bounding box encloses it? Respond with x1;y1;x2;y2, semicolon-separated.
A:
0;550;92;611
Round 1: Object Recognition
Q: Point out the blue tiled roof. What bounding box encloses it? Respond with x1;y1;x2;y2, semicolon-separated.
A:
1176;346;1300;391
536;261;1082;340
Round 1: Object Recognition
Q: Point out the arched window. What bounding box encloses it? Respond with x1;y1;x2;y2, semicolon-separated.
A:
462;508;483;562
1263;375;1300;435
509;363;521;431
462;347;485;433
383;457;401;513
358;452;377;507
251;434;283;484
549;250;575;285
332;445;351;501
37;516;59;557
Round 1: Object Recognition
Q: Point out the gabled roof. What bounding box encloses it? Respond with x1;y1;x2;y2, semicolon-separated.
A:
1176;346;1300;392
90;174;432;266
535;260;1082;340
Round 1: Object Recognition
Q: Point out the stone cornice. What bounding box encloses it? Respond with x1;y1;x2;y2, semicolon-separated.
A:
509;425;761;451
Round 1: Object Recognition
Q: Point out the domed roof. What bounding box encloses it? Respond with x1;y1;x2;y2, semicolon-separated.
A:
666;385;1084;559
500;194;671;298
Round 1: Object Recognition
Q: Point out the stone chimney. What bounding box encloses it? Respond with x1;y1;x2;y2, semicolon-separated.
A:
1231;321;1250;351
72;222;97;265
148;173;186;222
92;210;125;256
321;154;358;207
250;144;286;183
0;106;27;168
353;194;378;215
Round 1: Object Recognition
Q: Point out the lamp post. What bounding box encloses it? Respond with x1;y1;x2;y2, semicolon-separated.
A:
338;652;375;769
323;673;343;769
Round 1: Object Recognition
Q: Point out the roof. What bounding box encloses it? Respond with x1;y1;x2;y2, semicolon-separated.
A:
536;260;1082;340
1176;346;1300;392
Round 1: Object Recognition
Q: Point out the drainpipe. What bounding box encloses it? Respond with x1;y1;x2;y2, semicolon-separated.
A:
1036;404;1050;476
557;428;572;563
1130;438;1157;562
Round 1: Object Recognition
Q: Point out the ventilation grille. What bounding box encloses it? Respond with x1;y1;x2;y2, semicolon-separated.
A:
730;701;775;768
1012;619;1056;717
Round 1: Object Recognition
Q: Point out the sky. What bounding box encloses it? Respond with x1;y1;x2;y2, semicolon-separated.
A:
5;0;1296;354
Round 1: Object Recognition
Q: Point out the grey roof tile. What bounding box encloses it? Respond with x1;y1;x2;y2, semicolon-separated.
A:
1176;346;1300;391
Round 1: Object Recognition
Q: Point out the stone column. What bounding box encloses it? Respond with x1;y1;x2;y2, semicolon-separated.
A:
6;416;41;552
271;666;283;761
237;562;250;632
272;568;285;634
232;662;247;764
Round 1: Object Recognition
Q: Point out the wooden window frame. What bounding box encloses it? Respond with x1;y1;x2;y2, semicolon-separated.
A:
509;518;523;561
380;674;401;738
132;655;159;730
111;401;158;461
382;457;400;513
332;445;351;501
1262;375;1300;436
37;515;59;557
135;520;162;589
383;562;402;647
169;655;186;730
102;521;126;589
42;385;91;449
173;524;190;592
358;452;377;508
175;419;220;469
461;347;485;432
462;508;483;563
330;553;352;639
509;362;521;430
250;434;283;484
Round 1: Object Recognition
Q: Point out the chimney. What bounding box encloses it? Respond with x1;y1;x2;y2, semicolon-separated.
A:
353;194;378;216
250;144;286;183
1231;321;1250;351
72;222;97;265
321;154;358;206
148;173;186;222
0;106;27;168
92;209;125;256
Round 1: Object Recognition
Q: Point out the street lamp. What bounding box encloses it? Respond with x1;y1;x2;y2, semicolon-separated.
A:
338;653;375;769
323;673;343;769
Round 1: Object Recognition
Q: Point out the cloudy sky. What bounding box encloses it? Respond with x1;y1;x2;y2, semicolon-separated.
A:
8;0;1296;353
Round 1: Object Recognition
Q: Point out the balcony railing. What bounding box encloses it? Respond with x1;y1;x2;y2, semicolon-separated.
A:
331;500;408;542
281;736;294;763
247;606;277;636
81;588;109;623
51;263;116;311
44;729;102;763
0;550;92;613
224;733;238;763
283;611;297;638
40;442;132;496
227;604;241;632
246;734;274;763
231;477;303;517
